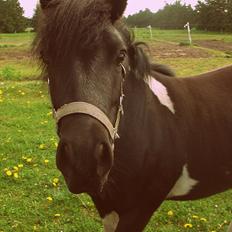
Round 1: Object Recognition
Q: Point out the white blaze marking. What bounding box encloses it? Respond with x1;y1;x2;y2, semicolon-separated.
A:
145;77;175;114
167;164;199;198
103;211;119;232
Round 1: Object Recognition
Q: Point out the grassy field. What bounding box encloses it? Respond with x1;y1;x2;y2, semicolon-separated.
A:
0;30;232;232
134;28;232;43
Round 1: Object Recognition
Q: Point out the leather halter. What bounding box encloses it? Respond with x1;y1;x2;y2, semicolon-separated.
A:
53;64;126;142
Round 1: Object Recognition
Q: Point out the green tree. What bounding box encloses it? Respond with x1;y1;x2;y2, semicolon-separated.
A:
0;0;26;33
31;4;41;31
152;1;196;29
226;0;232;31
196;0;232;32
125;1;196;29
126;9;154;27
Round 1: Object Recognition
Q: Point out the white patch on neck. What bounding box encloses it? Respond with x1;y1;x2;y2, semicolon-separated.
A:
167;164;199;198
103;211;119;232
145;76;175;114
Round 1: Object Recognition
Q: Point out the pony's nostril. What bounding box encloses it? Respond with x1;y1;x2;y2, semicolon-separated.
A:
95;142;113;179
56;140;73;173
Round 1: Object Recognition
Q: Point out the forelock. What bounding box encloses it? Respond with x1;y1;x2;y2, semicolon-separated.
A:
35;0;112;64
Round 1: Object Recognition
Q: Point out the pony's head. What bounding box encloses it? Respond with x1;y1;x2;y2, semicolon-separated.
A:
35;0;131;194
35;0;156;195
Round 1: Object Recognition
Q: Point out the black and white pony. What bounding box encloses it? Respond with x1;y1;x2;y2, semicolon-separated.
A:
34;0;232;231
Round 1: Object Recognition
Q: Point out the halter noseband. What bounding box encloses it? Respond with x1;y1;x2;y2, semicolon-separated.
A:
53;64;126;142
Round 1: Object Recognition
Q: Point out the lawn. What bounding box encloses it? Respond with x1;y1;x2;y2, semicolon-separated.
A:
0;30;231;232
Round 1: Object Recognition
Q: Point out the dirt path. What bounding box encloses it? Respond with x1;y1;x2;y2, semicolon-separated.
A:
0;49;31;61
149;41;212;59
195;40;232;53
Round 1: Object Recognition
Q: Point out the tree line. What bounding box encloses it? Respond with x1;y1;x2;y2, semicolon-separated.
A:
126;0;232;32
0;0;231;33
0;0;30;33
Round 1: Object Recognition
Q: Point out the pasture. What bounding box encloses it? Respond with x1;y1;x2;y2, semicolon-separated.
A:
0;29;231;231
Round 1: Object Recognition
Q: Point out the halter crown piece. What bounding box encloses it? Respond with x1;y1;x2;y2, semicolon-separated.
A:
53;64;126;142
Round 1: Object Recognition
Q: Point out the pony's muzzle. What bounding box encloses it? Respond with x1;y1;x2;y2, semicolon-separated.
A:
56;115;114;194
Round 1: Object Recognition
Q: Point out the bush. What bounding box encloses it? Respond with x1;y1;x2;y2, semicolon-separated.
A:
0;66;21;80
225;51;232;58
0;44;17;48
179;41;191;46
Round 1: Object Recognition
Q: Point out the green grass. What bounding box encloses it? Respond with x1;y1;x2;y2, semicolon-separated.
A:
0;31;231;231
0;33;38;81
158;58;232;77
134;28;232;43
0;33;34;46
0;60;40;81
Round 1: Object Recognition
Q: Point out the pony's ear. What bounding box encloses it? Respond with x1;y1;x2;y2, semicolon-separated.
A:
109;0;127;22
40;0;52;9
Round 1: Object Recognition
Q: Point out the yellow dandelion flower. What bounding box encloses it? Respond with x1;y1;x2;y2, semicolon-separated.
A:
44;159;49;164
39;144;45;149
21;92;25;96
192;215;199;219
200;218;207;222
0;90;3;95
13;173;19;179
6;170;12;176
4;168;8;172
22;156;27;160
47;112;53;116
167;210;174;216
53;182;59;187
46;196;53;201
18;164;24;168
53;178;59;184
26;158;32;163
184;223;193;228
54;214;61;217
13;166;19;171
54;142;58;148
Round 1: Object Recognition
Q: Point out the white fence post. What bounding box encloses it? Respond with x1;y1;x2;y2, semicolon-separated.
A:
147;25;153;40
184;22;192;45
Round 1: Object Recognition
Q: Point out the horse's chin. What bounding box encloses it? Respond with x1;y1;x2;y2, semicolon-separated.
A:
64;176;106;195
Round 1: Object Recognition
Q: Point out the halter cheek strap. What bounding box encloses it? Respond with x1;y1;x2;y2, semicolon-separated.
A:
53;64;126;142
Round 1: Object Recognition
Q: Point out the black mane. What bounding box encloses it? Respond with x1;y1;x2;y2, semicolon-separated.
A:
116;23;175;79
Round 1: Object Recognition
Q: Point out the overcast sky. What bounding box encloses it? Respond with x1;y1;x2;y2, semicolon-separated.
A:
19;0;198;18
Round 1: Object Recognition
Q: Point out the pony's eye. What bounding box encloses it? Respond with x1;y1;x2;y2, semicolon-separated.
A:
117;50;127;64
